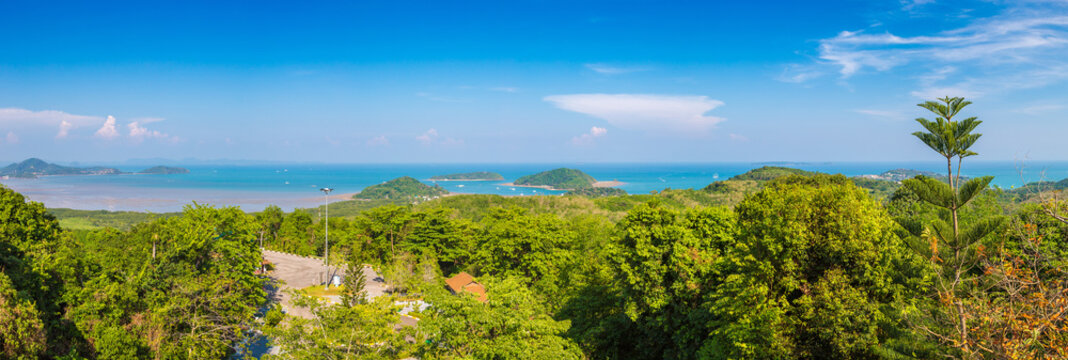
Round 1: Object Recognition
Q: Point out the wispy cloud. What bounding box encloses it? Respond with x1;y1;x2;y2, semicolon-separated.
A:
777;64;825;83
5;132;18;145
0;107;103;138
128;120;177;143
95;115;120;140
416;128;438;145
490;87;519;93
729;133;749;142
366;135;390;147
855;109;909;121
584;63;649;75
414;128;462;147
572;126;608;145
545;94;726;134
1014;103;1066;115
810;5;1068;97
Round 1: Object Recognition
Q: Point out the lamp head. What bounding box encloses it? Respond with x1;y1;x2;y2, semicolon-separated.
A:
320;187;333;194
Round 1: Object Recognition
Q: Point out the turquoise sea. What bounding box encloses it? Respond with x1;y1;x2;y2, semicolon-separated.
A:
3;161;1067;213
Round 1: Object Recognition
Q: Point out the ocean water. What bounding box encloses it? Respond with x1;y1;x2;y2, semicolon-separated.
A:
3;161;1067;213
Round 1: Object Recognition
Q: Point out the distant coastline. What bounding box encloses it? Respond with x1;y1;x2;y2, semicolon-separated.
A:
499;180;624;191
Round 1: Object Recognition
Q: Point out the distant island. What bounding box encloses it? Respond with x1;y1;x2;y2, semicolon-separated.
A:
508;168;621;190
857;168;962;182
354;176;448;200
138;166;191;175
430;171;504;181
1;158;122;178
0;158;189;179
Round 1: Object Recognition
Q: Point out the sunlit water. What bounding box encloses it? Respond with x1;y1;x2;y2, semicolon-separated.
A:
2;161;1065;212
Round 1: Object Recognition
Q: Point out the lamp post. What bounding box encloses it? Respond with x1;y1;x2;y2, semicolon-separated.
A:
320;187;333;290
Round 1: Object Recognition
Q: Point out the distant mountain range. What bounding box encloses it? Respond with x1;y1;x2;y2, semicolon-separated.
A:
0;158;188;179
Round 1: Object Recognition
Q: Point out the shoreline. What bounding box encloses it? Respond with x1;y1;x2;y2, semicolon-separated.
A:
498;180;626;191
425;177;504;180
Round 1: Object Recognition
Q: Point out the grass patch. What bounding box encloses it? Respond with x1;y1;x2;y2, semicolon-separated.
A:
299;284;346;298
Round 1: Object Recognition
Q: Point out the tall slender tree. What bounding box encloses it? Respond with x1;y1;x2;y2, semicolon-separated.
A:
901;96;1004;358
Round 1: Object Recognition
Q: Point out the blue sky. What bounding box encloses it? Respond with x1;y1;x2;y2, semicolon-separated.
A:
1;0;1066;163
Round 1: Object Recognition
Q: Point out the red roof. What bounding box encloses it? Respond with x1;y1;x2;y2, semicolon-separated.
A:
445;272;487;302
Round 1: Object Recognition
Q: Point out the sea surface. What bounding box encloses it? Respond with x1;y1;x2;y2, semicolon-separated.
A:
3;161;1067;213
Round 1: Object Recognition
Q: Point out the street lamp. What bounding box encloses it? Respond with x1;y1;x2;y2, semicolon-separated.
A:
320;187;333;290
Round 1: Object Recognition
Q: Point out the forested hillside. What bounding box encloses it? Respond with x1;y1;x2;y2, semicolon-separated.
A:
353;176;448;200
7;98;1068;359
514;168;597;189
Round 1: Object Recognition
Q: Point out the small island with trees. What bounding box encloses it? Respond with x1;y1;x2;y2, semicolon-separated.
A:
509;167;610;190
429;171;504;181
354;176;448;200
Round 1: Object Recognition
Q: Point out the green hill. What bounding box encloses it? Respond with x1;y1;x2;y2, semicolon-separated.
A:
138;166;190;174
0;158;123;178
430;171;504;181
354;176;448;200
727;166;816;182
514;168;596;190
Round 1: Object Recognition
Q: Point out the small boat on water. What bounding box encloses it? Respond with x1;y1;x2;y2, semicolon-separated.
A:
458;184;465;188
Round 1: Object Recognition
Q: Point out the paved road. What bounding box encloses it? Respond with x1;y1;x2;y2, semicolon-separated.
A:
262;250;387;319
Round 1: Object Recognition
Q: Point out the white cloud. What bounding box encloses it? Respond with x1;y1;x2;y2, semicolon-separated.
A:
811;6;1068;97
490;87;519;93
0;108;102;138
544;94;726;133
5;132;18;144
572;126;608;145
778;64;825;83
729;133;749;142
128;119;177;143
414;129;462;146
416;129;438;145
0;107;101;126
95;115;120;140
1015;103;1066;115
585;63;648;75
56;121;73;139
366;135;390;147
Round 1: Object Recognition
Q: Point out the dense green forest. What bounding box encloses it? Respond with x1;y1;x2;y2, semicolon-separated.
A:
429;172;504;181
514;168;597;189
4;97;1068;359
